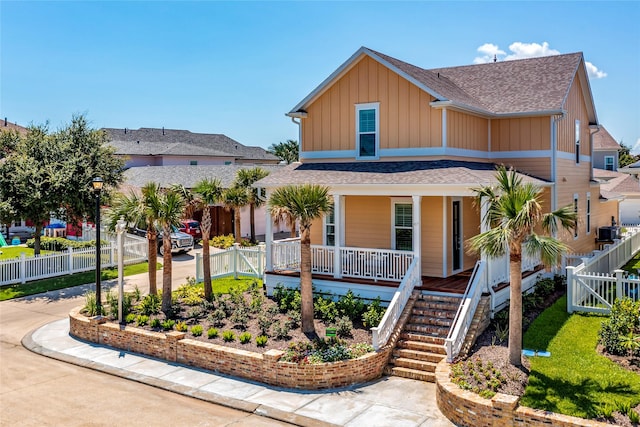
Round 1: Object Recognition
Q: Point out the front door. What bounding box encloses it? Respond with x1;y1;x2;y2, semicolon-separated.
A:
452;200;462;271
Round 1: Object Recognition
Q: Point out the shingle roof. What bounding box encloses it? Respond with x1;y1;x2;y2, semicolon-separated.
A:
104;128;278;161
255;160;548;188
123;164;284;189
0;120;28;135
596;169;640;196
593;126;621;151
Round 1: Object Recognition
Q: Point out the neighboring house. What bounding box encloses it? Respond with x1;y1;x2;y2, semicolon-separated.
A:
592;126;621;171
619;159;640;178
256;46;618;294
595;168;640;225
104;127;280;168
122;164;288;239
0;118;28;135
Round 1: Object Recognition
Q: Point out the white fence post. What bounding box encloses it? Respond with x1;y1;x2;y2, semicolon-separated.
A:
615;269;624;301
233;243;239;279
20;253;26;284
195;252;203;282
566;266;575;313
258;243;265;276
67;247;73;273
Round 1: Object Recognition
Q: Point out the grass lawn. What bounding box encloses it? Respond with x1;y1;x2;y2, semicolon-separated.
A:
621;250;640;274
0;261;161;301
0;246;52;259
200;275;261;294
520;295;640;419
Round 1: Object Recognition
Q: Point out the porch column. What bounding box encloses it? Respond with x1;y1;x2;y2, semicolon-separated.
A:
412;195;422;264
333;194;343;279
265;190;273;272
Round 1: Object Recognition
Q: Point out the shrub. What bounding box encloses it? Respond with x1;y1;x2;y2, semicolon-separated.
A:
599;297;640;356
106;290;134;320
175;279;203;305
535;277;555;299
175;321;188;332
222;330;236;342
239;332;252;344
336;290;366;321
257;314;273;336
210;234;235;249
285;310;301;329
280;338;372;364
125;313;136;323
256;335;268;347
138;294;161;316
314;295;338;322
273;321;291;340
207;327;219;339
190;325;203;337
83;291;101;316
136;315;149;326
27;236;101;251
333;315;353;338
273;285;301;312
161;319;176;331
362;297;385;328
150;318;161;328
186;306;204;320
230;304;249;330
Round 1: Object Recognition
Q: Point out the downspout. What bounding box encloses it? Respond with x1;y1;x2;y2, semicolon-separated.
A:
291;117;301;161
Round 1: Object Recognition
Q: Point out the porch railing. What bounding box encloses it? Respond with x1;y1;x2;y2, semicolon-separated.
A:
444;261;486;362
485;249;541;288
370;256;420;350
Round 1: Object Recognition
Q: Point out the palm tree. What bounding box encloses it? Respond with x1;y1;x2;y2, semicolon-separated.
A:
270;205;297;238
268;184;331;334
267;139;299;164
170;183;199;220
192;178;223;300
222;185;249;244
107;182;162;295
467;166;577;366
235;167;270;243
154;188;186;315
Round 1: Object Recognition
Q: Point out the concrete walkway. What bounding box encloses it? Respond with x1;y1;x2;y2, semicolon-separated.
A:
24;318;455;427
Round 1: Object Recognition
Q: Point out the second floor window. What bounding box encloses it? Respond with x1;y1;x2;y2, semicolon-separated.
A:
575;120;581;164
605;156;615;171
356;103;379;159
574;195;579;239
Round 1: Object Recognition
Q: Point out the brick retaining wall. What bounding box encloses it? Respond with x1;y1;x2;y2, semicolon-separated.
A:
69;307;391;389
435;359;610;427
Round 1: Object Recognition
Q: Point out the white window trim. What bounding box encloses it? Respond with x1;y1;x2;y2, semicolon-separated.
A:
573;193;579;239
355;102;380;160
575;120;581;165
390;198;412;251
323;204;335;246
586;192;591;235
604;155;615;171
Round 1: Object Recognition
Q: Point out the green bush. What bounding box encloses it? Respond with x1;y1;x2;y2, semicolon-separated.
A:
190;325;203;337
125;313;136;323
599;298;640;356
281;338;373;364
150;318;161;328
362;297;386;328
207;308;227;327
336;290;366;321
333;315;353;338
138;294;161;315
83;291;102;316
222;330;236;342
256;335;268;347
534;277;555;299
230;304;249;330
26;236;103;251
207;327;219;339
273;285;301;313
175;321;188;332
239;332;252;344
210;234;235;249
314;295;338;322
285;310;301;329
136;315;149;326
257;314;273;336
161;319;175;331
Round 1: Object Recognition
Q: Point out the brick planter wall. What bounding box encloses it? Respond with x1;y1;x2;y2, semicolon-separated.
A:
435;359;610;427
69;307;391;390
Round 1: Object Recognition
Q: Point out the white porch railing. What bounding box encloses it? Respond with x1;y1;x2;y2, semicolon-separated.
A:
370;256;420;350
196;244;266;281
444;261;486;362
0;235;147;285
271;239;413;283
485;249;541;288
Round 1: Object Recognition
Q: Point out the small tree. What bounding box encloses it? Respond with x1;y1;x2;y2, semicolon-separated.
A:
234;167;270;243
222;186;249;244
192;178;223;300
268;184;331;334
467;166;576;366
268;139;299;164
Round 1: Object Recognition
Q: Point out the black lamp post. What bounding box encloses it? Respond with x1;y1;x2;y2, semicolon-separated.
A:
92;177;104;315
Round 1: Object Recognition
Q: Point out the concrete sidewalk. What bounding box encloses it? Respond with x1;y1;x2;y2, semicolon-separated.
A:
24;318;455;427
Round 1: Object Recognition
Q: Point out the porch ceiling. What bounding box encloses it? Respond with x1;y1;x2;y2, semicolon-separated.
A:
256;160;550;195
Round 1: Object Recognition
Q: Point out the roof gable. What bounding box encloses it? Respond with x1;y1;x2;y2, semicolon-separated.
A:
289;47;597;121
593;126;621;151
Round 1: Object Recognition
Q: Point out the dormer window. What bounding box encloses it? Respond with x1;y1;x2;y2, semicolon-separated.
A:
356;103;379;159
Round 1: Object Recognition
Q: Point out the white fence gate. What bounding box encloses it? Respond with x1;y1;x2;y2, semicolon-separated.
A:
195;244;266;282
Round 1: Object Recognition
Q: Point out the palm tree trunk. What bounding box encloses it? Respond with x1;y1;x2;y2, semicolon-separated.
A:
234;209;242;244
300;227;315;334
289;215;296;238
508;251;523;366
147;232;158;295
249;203;256;243
201;207;212;300
161;228;173;315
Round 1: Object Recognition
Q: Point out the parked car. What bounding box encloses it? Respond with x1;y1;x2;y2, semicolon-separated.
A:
129;224;194;255
179;219;202;242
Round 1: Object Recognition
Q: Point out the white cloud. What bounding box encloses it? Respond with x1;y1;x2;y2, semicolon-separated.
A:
585;61;608;79
473;41;607;78
632;138;640;155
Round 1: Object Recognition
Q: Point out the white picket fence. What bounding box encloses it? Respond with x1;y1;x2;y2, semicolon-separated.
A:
0;234;147;285
566;227;640;314
195;244;266;281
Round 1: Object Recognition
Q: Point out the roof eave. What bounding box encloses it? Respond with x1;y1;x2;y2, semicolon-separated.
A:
430;100;565;119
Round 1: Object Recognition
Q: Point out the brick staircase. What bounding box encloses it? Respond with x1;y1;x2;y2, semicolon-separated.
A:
385;293;462;382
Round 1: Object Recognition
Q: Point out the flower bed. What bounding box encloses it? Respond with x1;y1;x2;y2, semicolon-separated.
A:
69;306;392;389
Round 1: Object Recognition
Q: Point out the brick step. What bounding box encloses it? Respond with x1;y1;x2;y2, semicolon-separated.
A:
417;294;463;304
385;366;436;382
411;308;458;319
389;356;438;372
393;348;445;364
397;339;447;355
408;316;453;328
413;301;461;312
404;323;450;337
400;332;446;345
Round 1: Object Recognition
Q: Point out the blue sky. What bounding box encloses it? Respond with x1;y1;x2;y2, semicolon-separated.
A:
1;1;639;152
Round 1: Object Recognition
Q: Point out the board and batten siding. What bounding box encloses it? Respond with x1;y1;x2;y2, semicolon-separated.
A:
301;56;442;155
446;110;489;152
344;196;392;249
490;117;551;152
557;77;590;156
462;197;480;272
421;197;445;277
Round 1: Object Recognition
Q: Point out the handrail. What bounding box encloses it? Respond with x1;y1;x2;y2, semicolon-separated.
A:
370;256;420;350
444;260;486;362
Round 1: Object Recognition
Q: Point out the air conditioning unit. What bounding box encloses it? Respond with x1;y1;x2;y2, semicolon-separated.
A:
598;226;620;241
